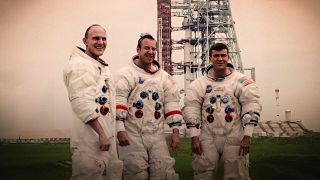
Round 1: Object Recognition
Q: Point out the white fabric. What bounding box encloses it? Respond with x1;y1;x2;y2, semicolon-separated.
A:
184;66;261;137
115;59;183;134
184;65;261;179
244;124;255;137
63;47;121;179
115;58;182;179
118;132;178;180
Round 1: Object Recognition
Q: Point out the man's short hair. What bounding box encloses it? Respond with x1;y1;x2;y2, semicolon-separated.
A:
209;43;229;57
84;24;103;38
137;33;155;49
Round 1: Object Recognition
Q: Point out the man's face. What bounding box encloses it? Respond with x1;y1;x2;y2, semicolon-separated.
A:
83;26;106;59
210;49;229;71
137;38;157;65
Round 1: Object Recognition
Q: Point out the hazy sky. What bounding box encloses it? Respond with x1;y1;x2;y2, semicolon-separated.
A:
0;0;319;137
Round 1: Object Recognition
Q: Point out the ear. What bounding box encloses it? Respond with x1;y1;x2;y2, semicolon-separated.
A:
136;47;140;53
83;38;87;46
209;57;214;64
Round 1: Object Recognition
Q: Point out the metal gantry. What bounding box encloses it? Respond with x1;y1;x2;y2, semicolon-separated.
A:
157;0;173;75
158;0;255;90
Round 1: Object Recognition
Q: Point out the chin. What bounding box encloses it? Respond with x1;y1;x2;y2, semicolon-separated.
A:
95;52;104;57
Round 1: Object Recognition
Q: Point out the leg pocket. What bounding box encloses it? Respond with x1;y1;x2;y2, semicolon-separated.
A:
105;159;123;180
72;152;105;179
192;154;215;173
224;156;250;180
123;152;148;174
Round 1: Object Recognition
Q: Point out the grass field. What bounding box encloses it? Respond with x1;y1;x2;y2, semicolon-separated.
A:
1;132;320;180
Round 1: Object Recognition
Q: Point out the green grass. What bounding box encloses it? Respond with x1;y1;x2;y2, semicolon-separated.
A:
171;133;320;180
0;143;71;180
170;138;194;179
249;133;320;180
1;133;320;180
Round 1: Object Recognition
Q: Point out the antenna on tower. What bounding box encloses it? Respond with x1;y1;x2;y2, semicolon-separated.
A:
275;88;280;105
275;88;281;122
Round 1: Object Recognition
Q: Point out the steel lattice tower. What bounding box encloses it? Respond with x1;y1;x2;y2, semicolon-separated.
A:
157;0;173;75
157;0;255;89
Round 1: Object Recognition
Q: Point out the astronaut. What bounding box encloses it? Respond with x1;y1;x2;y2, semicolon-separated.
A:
184;43;261;180
115;33;182;180
63;24;122;180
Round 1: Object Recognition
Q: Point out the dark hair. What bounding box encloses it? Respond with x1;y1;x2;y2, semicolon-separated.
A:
137;33;155;49
84;24;102;38
209;43;229;57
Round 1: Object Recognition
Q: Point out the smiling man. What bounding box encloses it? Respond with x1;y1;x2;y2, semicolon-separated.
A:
83;25;106;60
63;24;122;180
115;33;182;180
184;43;262;180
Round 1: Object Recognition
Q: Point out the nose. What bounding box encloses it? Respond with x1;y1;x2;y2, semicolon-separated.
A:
146;49;153;54
97;39;104;44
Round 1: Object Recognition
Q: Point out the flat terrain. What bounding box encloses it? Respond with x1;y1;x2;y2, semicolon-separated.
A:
1;132;319;180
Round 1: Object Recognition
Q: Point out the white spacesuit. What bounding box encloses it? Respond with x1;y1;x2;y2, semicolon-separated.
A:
184;64;261;180
63;47;122;180
115;56;182;180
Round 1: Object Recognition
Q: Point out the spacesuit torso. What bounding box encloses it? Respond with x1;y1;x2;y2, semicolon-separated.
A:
115;58;182;135
184;64;261;138
200;75;243;137
63;47;116;159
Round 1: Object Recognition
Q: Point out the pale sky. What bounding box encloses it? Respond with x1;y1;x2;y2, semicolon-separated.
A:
0;0;319;137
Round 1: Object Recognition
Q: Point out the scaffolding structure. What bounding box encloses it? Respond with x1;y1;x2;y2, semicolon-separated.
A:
157;0;256;90
157;0;173;75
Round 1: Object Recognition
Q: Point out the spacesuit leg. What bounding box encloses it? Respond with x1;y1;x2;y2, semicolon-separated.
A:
118;133;149;180
71;151;105;180
192;134;219;180
148;134;179;180
223;137;250;180
97;136;123;180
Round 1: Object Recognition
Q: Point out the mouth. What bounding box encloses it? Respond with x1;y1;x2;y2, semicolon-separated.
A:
95;46;105;50
216;61;225;65
215;62;226;68
145;54;154;60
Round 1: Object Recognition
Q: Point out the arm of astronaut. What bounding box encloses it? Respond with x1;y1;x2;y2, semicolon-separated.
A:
87;118;111;151
237;76;262;137
237;77;262;156
170;128;180;150
64;65;100;123
163;75;183;150
191;136;203;155
64;64;109;150
115;71;132;146
163;75;183;130
184;80;204;155
115;72;132;131
183;81;203;137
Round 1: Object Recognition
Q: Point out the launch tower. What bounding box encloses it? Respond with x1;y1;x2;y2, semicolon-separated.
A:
157;0;255;90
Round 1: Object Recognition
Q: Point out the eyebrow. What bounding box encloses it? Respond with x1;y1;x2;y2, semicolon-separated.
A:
143;45;157;50
93;36;106;40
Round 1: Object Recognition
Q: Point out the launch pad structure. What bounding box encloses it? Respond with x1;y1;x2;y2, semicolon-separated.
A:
157;0;256;90
157;0;309;137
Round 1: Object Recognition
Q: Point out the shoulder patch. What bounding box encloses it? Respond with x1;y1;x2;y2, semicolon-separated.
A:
239;77;254;86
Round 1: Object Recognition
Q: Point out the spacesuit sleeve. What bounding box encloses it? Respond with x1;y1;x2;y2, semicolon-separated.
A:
163;75;183;129
115;70;133;132
64;63;100;123
183;80;203;137
236;76;262;136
